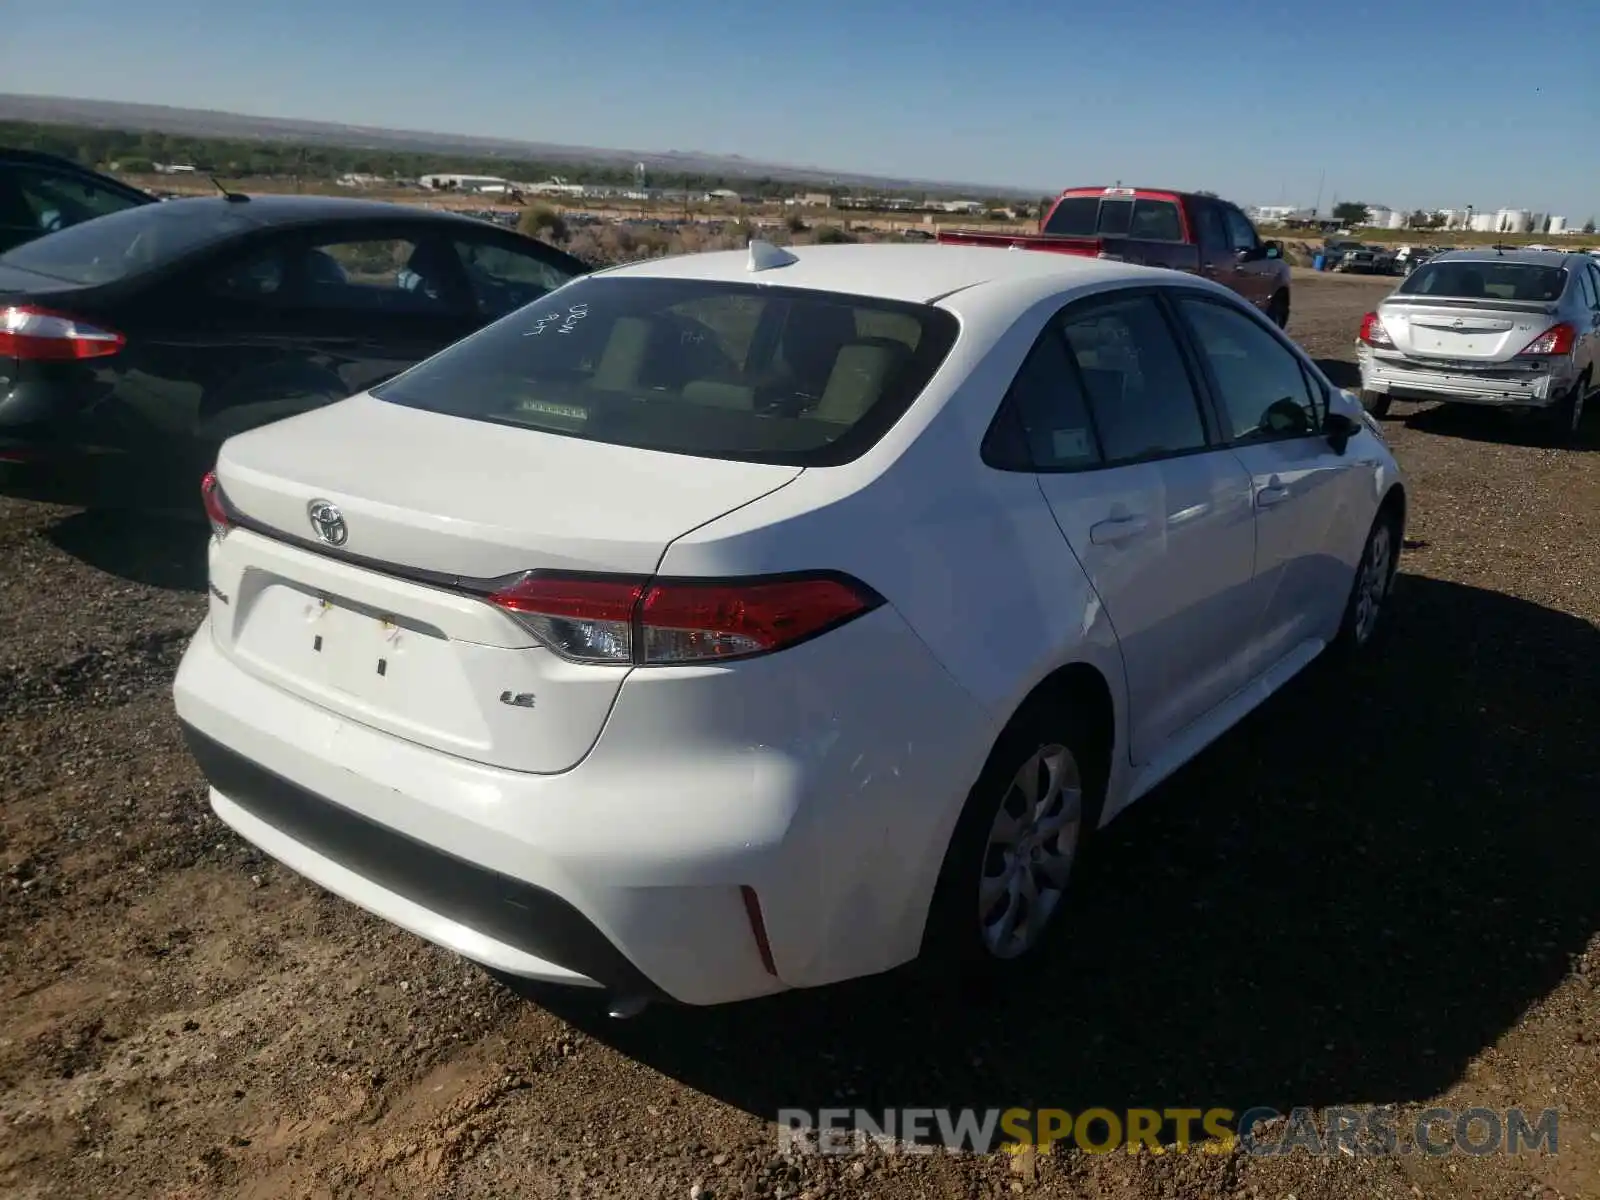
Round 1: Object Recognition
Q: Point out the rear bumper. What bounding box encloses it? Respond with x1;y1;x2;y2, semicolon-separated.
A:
181;724;667;998
1358;347;1571;408
173;607;991;1006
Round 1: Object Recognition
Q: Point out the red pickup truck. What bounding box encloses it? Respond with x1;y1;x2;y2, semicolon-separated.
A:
937;186;1293;328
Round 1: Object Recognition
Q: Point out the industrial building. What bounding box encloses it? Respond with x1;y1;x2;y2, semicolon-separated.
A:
418;173;511;193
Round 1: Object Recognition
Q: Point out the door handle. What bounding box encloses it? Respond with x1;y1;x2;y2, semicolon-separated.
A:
1089;514;1151;545
1256;485;1291;508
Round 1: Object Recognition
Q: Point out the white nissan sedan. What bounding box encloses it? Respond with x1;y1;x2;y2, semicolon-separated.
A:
173;241;1406;1010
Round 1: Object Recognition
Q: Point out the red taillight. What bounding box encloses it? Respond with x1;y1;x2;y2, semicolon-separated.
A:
489;575;643;665
486;571;882;666
1358;311;1392;347
200;470;231;539
0;305;125;361
1517;322;1576;356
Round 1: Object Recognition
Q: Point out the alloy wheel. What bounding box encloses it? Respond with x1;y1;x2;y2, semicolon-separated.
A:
1352;523;1393;645
978;743;1082;959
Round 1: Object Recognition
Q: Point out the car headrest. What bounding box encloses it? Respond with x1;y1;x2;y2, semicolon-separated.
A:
811;338;910;425
591;317;655;392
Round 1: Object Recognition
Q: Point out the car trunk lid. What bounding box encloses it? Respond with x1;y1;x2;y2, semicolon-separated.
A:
207;392;802;773
1377;298;1560;363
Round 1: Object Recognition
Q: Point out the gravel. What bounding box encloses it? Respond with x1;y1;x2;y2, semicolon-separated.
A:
1;269;1597;1199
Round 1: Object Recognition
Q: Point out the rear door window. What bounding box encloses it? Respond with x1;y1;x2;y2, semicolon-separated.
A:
984;328;1102;472
1192;202;1229;258
1576;264;1598;310
312;235;463;312
1057;295;1209;462
371;276;958;466
1128;199;1182;241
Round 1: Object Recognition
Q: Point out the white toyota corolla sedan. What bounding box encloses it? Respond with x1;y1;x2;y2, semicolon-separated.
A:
173;241;1406;1010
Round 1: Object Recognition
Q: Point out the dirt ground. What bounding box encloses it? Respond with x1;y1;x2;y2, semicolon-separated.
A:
2;270;1597;1200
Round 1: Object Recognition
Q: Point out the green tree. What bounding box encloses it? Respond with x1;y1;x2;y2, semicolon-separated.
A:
1585;218;1597;234
1332;201;1371;225
814;225;857;245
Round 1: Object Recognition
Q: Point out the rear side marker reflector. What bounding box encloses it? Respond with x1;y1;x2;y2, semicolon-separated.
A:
487;571;884;666
0;305;125;361
740;885;778;976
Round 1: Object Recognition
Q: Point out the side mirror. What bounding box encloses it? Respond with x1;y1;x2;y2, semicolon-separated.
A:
1323;411;1363;453
1264;242;1282;260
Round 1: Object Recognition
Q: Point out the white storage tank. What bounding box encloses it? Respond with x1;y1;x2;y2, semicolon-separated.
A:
1365;207;1392;227
1470;212;1497;232
1548;216;1569;234
1385;209;1406;229
1496;208;1532;234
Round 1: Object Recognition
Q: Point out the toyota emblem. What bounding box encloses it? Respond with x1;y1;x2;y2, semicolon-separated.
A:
306;499;348;546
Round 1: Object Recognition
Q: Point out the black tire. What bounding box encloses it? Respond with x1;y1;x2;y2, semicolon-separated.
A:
1543;377;1587;446
920;696;1106;986
1359;389;1392;419
1331;506;1401;656
1268;289;1290;329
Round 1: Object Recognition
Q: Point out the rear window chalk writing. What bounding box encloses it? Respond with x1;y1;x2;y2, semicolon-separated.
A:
525;303;589;335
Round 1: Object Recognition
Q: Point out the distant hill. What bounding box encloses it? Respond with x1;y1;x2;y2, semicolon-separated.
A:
0;93;1038;198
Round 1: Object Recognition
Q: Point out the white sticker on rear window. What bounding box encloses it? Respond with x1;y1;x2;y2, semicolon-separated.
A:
516;399;588;422
1053;428;1093;460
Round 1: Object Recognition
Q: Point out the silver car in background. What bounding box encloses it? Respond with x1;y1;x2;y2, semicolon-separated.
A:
1356;249;1600;442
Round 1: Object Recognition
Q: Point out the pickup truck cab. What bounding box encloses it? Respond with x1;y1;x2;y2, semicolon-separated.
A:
937;186;1292;327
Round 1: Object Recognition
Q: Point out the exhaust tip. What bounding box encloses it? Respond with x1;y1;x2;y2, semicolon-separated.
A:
605;994;650;1020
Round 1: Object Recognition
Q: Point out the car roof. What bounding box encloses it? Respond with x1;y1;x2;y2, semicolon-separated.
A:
139;193;499;230
596;242;1177;305
1427;247;1581;267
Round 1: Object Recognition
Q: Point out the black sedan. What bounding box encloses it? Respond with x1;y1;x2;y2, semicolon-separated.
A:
0;194;588;510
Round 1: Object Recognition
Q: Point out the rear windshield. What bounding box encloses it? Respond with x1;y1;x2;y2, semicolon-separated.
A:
1043;195;1183;241
1398;260;1567;302
0;200;258;285
371;276;960;466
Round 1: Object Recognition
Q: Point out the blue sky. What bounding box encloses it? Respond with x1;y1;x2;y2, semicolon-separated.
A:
3;0;1597;220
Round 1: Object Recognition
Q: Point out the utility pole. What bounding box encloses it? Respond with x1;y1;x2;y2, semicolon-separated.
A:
1312;169;1325;217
